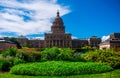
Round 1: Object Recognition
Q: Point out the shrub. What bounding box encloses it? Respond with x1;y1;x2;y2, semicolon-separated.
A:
2;51;9;57
1;47;41;63
84;49;120;68
57;48;74;61
2;48;17;57
36;48;45;51
71;52;86;62
13;58;25;65
7;48;17;56
41;47;74;61
0;58;11;71
10;61;113;76
41;47;60;61
16;48;41;62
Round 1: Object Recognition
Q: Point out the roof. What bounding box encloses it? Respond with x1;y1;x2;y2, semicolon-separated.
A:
110;32;120;39
100;42;110;45
100;39;110;45
0;38;5;42
0;40;5;42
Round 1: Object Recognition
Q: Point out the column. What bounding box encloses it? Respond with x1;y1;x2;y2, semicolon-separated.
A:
59;40;60;47
55;40;57;46
63;40;64;47
52;40;53;46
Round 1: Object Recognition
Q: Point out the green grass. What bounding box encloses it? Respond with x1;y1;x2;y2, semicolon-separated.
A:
0;69;120;78
10;61;113;76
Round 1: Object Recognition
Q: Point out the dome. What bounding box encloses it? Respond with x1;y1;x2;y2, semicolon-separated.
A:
52;11;64;26
51;11;65;33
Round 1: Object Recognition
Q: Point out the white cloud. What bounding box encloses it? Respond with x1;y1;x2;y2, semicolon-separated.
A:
0;0;70;36
102;35;110;42
72;36;78;39
30;37;44;40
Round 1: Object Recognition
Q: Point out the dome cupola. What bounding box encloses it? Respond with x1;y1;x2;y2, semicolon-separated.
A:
51;11;65;33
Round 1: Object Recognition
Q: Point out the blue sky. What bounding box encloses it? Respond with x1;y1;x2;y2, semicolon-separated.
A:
58;0;120;39
0;0;120;41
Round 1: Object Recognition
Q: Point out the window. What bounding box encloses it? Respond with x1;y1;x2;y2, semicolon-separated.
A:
46;36;49;38
67;35;70;38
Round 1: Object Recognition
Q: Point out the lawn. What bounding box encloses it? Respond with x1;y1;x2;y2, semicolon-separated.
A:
0;69;120;78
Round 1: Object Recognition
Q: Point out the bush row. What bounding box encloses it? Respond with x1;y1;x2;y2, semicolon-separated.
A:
84;49;120;68
41;47;85;62
10;61;113;76
2;48;41;63
1;47;120;71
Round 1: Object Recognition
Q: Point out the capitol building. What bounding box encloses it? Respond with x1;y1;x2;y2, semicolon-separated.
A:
17;11;101;48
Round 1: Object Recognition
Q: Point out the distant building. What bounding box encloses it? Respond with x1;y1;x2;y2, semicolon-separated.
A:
0;38;17;51
110;33;120;39
29;39;44;48
17;35;28;46
72;39;88;48
99;40;110;49
89;36;101;48
110;33;120;51
99;33;120;51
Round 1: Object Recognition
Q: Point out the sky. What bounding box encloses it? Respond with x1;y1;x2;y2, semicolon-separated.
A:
0;0;120;41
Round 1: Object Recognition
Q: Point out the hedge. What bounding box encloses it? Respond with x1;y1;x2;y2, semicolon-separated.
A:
10;61;113;76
